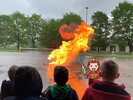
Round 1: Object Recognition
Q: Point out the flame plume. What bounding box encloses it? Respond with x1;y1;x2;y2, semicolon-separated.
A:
48;22;94;65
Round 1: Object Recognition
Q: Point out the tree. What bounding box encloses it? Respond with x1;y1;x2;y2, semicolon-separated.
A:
11;11;26;49
61;12;83;25
40;12;83;48
111;1;133;53
40;19;62;48
91;11;110;52
25;13;44;48
0;15;12;49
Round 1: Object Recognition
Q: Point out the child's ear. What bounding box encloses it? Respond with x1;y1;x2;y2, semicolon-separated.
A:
116;73;120;79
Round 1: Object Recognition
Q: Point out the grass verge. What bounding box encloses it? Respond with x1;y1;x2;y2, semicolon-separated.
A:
80;51;133;59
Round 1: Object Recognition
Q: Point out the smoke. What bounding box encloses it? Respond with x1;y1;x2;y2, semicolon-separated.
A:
59;23;78;40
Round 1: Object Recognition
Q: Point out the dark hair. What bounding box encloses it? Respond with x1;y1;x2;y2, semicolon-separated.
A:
14;66;43;97
54;66;68;86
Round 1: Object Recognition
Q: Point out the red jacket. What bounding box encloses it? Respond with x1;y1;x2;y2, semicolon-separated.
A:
82;79;131;100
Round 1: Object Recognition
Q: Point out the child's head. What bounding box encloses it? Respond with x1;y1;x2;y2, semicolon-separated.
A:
14;66;43;97
54;66;68;86
100;60;119;82
8;65;19;81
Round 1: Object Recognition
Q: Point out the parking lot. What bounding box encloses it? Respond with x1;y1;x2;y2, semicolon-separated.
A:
0;51;132;99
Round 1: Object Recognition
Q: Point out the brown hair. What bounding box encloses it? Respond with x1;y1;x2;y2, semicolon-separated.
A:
101;60;119;81
8;65;19;81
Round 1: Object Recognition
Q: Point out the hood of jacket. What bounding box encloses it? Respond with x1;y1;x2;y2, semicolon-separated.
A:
50;84;71;100
90;81;131;100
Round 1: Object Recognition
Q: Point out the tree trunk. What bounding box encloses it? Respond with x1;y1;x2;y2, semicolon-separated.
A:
129;44;132;53
32;39;35;48
128;40;132;53
97;47;100;52
17;33;20;50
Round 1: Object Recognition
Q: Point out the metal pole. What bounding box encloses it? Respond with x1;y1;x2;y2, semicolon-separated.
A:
86;7;88;23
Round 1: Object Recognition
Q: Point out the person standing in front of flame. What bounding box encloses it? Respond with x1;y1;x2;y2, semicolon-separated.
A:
4;66;45;100
46;66;78;100
82;60;131;100
1;65;19;100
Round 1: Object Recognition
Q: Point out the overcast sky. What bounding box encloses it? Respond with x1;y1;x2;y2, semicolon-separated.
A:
0;0;133;24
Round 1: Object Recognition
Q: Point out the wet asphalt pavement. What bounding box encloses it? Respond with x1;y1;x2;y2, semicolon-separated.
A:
0;51;132;99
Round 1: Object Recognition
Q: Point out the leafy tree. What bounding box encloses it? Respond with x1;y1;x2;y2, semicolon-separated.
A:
91;11;110;52
40;12;83;48
111;1;133;53
0;15;12;48
61;12;83;25
11;11;26;49
25;13;44;48
40;19;62;48
61;12;83;41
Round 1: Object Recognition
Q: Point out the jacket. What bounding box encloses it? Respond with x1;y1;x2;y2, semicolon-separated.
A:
1;80;14;100
3;96;47;100
46;84;78;100
82;79;131;100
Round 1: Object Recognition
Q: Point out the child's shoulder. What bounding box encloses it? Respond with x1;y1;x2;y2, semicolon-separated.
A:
89;79;102;86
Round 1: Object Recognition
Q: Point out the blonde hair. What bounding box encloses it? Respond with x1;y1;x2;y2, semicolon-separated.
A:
8;65;19;81
101;60;119;81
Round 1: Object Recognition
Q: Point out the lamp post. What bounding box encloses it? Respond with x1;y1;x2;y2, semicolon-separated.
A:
86;7;88;23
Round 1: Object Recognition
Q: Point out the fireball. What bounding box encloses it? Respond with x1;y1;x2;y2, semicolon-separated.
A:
48;22;94;65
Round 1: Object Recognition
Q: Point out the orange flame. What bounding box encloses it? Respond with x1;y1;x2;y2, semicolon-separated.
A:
48;22;94;65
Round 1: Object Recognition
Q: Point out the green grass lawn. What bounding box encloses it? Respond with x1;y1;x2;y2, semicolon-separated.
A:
80;51;133;59
0;47;18;52
1;47;133;59
0;49;18;52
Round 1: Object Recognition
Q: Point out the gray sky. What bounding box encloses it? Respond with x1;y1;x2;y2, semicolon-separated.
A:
0;0;133;24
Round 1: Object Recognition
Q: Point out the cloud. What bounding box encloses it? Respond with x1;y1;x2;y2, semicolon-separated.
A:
0;0;133;24
27;0;87;19
0;0;37;16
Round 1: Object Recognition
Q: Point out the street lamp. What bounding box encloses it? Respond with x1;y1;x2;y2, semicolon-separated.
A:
86;7;88;23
